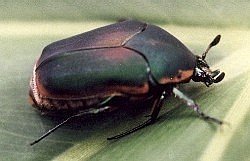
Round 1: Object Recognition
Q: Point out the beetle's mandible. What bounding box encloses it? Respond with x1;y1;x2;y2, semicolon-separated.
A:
29;20;225;145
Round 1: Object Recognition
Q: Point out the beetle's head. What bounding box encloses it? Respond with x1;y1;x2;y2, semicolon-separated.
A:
192;35;225;87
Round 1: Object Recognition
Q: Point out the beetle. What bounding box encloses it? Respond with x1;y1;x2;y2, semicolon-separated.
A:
29;20;225;145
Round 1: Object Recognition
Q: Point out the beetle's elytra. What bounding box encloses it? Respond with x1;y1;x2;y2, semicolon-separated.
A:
29;20;225;145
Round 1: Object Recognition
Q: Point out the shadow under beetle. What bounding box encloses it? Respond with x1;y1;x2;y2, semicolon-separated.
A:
29;20;225;146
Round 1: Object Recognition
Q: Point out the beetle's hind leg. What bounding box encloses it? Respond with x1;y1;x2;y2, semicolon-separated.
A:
107;91;167;140
173;87;223;125
30;105;112;146
29;96;117;146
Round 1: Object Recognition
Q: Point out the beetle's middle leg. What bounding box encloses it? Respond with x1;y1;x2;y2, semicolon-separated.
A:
107;91;167;140
173;87;223;124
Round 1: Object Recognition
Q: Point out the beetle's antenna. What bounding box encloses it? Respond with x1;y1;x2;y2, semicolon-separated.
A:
30;106;110;146
202;35;221;60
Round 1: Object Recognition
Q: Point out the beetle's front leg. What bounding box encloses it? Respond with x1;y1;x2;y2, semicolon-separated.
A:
173;87;223;124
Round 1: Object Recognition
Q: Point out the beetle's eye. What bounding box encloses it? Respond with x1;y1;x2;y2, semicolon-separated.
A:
196;57;209;69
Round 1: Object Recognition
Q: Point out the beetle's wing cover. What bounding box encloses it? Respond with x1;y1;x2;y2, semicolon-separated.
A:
35;20;150;98
36;48;149;98
124;24;196;84
37;20;146;68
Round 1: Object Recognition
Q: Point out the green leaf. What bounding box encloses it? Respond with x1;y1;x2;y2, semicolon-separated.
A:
1;22;249;161
1;5;250;160
1;0;250;27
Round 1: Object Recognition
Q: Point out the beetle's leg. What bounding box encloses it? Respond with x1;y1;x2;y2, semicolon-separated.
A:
30;106;111;146
107;91;167;140
30;96;119;146
173;87;223;124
